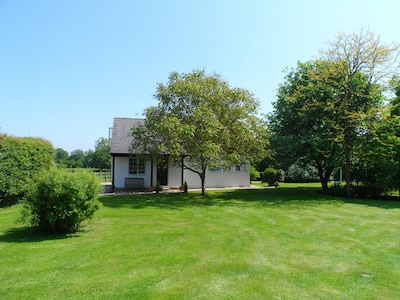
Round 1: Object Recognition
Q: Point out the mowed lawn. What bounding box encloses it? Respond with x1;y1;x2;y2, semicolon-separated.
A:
1;184;400;299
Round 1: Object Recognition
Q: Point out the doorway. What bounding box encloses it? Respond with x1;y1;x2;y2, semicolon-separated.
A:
156;157;168;185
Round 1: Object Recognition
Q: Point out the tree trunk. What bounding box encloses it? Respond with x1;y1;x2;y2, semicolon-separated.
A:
316;162;333;192
200;172;206;196
344;136;353;198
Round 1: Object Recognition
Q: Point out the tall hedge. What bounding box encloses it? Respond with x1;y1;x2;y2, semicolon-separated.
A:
0;135;55;205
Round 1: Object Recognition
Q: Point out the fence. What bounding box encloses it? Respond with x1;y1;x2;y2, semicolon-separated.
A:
65;168;111;183
93;170;111;183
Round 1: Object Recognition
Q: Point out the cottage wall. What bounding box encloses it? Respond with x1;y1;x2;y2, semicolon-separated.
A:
112;156;152;188
112;156;250;190
181;166;250;189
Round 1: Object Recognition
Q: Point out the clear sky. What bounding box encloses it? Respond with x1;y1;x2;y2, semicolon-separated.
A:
1;0;399;152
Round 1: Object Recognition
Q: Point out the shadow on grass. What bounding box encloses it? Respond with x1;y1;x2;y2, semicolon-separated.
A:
0;226;80;243
99;187;400;210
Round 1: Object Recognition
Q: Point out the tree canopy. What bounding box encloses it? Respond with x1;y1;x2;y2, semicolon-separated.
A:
54;137;111;170
269;61;344;191
320;29;400;196
131;69;268;195
270;29;400;196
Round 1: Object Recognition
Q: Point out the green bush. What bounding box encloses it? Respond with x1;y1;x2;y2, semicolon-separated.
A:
0;136;54;206
327;182;347;197
287;162;319;182
250;166;260;181
22;168;102;233
262;167;285;186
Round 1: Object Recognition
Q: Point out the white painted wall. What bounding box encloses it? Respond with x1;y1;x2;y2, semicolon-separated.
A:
112;156;152;188
112;156;250;189
181;165;250;189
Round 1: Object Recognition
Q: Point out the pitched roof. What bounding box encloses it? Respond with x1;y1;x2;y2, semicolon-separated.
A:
110;118;144;155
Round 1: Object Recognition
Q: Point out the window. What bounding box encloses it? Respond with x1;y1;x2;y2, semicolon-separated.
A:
209;165;222;172
229;165;241;172
129;157;145;174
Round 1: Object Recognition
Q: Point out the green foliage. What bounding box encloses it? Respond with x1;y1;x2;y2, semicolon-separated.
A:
155;180;160;194
350;108;399;197
321;29;399;196
270;30;399;196
250;166;260;181
0;136;54;206
22;168;102;233
55;148;69;168
269;60;343;191
287;161;320;182
327;182;347;197
183;180;188;193
68;149;85;168
84;138;111;170
262;167;285;186
131;69;269;195
55;137;111;170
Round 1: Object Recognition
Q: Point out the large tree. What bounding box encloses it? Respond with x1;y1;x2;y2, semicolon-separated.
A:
269;61;344;191
131;70;268;195
85;137;111;170
320;29;400;196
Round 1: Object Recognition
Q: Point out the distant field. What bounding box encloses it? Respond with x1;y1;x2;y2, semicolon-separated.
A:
1;185;400;299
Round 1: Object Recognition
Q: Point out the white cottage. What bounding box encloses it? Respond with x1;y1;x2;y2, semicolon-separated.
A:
110;117;250;191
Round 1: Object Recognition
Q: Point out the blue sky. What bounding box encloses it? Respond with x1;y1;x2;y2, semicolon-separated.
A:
1;0;399;152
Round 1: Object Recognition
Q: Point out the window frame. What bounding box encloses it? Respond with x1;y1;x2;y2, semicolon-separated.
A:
129;157;146;175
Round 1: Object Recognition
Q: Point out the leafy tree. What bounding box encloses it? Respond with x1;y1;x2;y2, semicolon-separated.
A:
22;168;102;233
351;125;398;197
320;29;400;196
250;166;260;181
83;149;95;168
0;136;55;205
68;149;85;168
357;76;400;196
91;137;111;170
55;148;69;168
131;70;268;196
390;77;400;195
269;61;344;191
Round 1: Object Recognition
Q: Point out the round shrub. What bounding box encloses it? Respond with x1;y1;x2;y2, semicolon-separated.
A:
23;168;102;233
262;167;285;186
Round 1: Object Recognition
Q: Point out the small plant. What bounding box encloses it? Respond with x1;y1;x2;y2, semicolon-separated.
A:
184;181;188;193
22;168;102;233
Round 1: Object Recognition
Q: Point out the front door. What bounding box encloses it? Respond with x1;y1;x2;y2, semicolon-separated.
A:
157;157;168;186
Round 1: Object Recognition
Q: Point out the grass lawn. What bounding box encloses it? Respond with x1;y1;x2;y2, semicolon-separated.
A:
1;185;400;299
